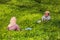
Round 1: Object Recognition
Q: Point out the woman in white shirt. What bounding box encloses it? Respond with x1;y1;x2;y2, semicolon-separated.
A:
42;11;51;21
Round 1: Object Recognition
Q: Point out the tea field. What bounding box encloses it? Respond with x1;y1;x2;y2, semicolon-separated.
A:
0;0;60;40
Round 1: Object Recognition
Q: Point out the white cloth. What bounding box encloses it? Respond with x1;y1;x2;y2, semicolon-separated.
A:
42;15;51;21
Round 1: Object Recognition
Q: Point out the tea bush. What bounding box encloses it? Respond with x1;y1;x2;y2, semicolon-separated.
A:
0;0;60;40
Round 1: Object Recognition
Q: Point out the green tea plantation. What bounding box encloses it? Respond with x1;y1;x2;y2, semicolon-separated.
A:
0;0;60;40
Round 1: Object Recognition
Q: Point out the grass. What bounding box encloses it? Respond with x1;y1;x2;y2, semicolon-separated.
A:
0;1;60;40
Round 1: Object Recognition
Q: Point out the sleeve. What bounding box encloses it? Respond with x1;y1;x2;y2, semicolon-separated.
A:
16;25;20;31
48;16;51;20
42;16;44;21
7;24;12;30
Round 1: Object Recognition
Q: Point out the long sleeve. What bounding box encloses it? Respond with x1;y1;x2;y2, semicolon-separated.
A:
42;16;45;21
16;25;20;31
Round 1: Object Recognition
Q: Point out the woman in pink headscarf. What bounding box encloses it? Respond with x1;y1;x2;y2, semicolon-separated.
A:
42;11;51;21
8;17;20;31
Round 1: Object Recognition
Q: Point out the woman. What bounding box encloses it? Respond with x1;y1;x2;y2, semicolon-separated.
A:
8;17;20;31
42;11;51;21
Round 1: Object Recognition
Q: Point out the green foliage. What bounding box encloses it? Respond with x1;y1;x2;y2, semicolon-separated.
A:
0;0;60;40
0;0;11;4
41;0;60;5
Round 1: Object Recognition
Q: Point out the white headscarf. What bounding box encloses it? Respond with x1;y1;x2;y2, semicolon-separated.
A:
8;17;16;27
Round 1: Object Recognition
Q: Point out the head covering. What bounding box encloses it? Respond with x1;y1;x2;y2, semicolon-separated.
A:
10;17;16;24
45;11;50;14
44;11;50;16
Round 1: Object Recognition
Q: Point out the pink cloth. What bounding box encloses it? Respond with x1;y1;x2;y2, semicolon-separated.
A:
8;24;20;31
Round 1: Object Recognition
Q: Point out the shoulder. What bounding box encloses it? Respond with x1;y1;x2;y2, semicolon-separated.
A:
48;16;51;18
42;15;45;18
8;24;12;27
15;24;19;27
